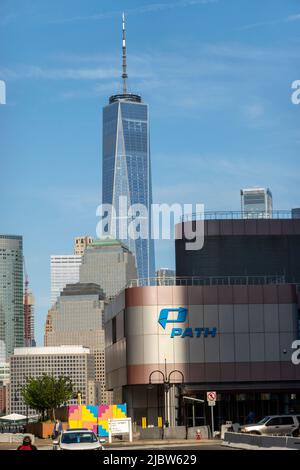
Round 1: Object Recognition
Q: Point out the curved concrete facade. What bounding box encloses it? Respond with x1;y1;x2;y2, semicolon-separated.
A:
105;284;300;389
105;284;300;426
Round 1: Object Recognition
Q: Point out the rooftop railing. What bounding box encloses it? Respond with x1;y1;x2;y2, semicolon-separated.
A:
181;210;292;222
127;275;286;288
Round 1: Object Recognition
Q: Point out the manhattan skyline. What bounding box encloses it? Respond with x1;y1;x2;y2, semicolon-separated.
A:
1;0;300;344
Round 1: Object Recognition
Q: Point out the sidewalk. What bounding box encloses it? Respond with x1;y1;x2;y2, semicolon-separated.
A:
0;438;221;450
105;438;220;448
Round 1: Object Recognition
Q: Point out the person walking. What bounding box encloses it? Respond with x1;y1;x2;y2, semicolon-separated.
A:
17;435;37;450
53;419;63;439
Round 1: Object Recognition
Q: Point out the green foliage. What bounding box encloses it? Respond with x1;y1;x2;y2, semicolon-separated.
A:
21;374;73;421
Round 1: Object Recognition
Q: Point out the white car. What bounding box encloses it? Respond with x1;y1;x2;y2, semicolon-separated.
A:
240;415;300;436
53;429;105;451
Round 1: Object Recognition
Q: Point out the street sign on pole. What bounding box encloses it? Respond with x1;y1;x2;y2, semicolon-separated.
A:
206;391;216;438
207;391;217;402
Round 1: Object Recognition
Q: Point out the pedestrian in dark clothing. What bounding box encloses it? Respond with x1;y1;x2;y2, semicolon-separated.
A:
246;411;256;424
17;436;37;450
53;419;63;439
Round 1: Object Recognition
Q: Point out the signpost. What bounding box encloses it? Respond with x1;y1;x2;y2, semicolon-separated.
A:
108;418;133;443
207;391;216;437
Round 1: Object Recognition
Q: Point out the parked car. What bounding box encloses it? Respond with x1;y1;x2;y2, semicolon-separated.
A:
53;429;105;451
240;415;300;436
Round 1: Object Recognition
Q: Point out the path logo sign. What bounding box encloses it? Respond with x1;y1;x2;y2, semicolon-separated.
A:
158;307;187;329
158;307;217;338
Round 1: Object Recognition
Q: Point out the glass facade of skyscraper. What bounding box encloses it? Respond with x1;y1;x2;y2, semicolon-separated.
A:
0;235;24;358
102;96;155;279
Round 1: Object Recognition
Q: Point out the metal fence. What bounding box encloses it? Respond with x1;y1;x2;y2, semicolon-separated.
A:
127;275;286;288
181;210;292;222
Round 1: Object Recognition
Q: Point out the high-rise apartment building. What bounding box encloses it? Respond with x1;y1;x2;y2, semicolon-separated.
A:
45;283;112;405
0;235;24;358
241;187;273;218
9;346;97;416
102;15;155;280
50;255;81;306
74;236;93;256
79;238;137;298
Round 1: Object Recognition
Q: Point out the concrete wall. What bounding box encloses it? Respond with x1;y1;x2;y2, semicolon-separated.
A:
139;425;210;440
105;285;299;387
0;433;35;443
187;426;210;439
223;432;300;450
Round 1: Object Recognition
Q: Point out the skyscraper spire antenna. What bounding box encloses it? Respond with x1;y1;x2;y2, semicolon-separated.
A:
122;12;128;94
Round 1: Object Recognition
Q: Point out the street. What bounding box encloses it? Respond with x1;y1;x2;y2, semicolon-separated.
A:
0;440;237;451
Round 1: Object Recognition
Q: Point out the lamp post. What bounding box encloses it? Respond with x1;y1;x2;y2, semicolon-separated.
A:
148;359;184;428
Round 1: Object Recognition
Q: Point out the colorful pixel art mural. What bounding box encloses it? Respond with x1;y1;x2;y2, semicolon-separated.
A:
98;404;127;437
68;404;127;437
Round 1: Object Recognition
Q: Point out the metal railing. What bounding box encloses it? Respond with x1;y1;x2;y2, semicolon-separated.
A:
181;210;292;222
127;275;286;288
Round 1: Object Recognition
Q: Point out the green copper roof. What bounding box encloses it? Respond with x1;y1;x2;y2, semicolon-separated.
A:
89;237;129;250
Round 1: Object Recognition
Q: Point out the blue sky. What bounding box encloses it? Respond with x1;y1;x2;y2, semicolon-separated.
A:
1;0;300;345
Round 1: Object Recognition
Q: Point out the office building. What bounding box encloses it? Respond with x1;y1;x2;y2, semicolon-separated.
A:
156;268;176;286
0;384;6;415
0;340;5;363
105;282;300;428
44;283;112;404
0;362;10;386
79;238;137;298
292;208;300;219
74;236;93;256
241;187;273;218
0;235;24;358
9;346;97;416
102;14;155;280
50;255;81;306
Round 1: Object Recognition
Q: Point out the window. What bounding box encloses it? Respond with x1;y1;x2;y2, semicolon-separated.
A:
280;417;294;425
112;317;116;344
266;418;281;426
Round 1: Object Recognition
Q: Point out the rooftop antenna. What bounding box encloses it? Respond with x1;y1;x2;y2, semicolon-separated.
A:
122;12;128;94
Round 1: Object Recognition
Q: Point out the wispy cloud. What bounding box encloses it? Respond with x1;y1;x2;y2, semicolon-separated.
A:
153;150;300;209
239;12;300;31
243;103;265;121
0;13;16;27
0;65;150;81
51;0;217;24
286;13;300;22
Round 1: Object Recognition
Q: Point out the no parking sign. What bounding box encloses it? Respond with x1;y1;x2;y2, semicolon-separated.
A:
207;391;216;406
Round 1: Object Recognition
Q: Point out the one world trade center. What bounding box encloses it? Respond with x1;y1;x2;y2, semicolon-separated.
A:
102;14;155;280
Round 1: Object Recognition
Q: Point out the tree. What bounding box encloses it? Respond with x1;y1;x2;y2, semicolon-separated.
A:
22;374;73;421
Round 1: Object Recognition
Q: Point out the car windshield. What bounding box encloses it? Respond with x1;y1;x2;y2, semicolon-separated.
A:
61;432;98;444
257;416;271;424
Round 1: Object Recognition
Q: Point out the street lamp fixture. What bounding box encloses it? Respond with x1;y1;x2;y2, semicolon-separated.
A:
148;359;184;427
